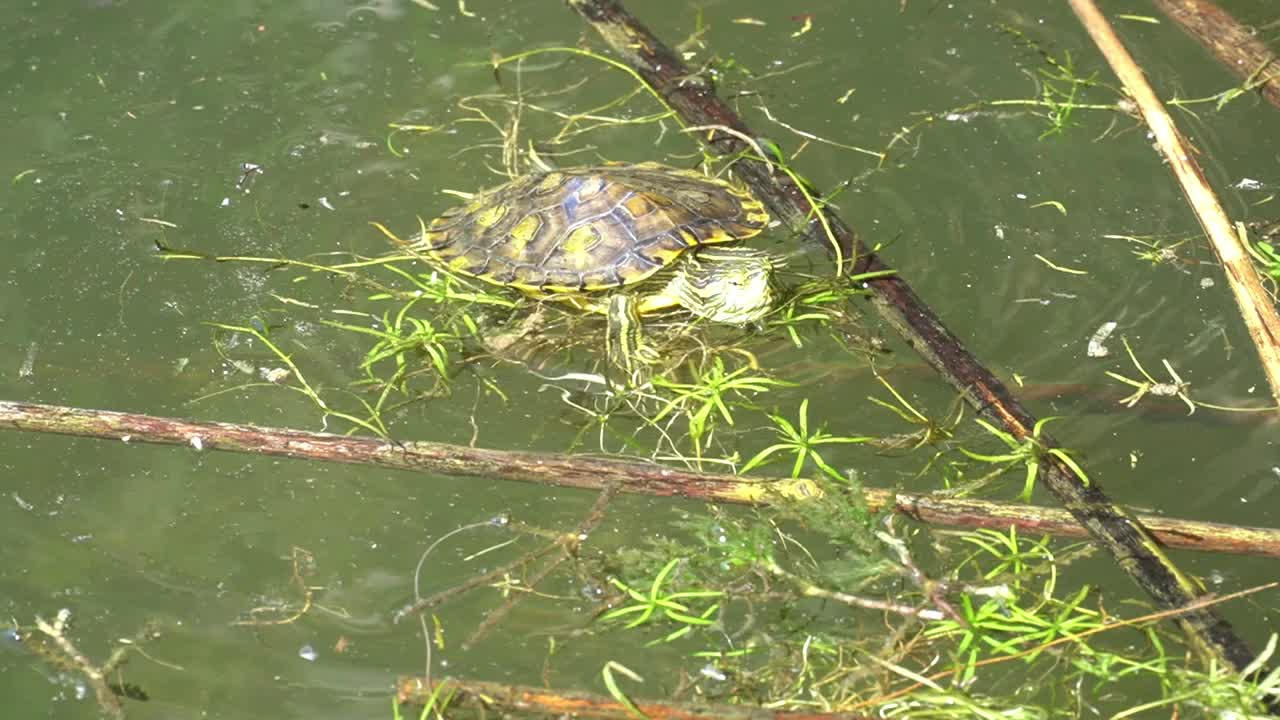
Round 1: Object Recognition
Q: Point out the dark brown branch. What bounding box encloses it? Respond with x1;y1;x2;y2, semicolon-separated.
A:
1152;0;1280;113
563;0;1264;674
3;399;1279;559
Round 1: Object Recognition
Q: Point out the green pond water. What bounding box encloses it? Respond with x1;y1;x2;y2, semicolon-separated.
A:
1;1;1278;717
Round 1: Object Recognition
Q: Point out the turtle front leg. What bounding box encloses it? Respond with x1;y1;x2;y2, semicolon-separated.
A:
605;294;658;383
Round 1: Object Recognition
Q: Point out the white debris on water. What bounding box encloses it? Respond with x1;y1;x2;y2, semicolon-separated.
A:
1086;321;1117;358
19;342;38;379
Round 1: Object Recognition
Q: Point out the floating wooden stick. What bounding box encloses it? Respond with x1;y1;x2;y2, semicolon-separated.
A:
2;399;1279;558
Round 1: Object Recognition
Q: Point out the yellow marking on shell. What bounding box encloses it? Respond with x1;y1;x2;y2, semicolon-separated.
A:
622;193;656;218
645;244;686;268
472;203;507;228
499;215;540;266
508;213;542;254
448;255;474;271
535;173;564;193
697;226;734;244
561;224;602;258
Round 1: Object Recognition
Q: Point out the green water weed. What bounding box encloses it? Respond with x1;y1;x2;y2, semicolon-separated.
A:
1032;50;1099;139
1168;59;1280;115
958;417;1089;501
391;678;455;720
740;399;872;481
600;661;647;717
328;299;461;383
959;528;1057;593
768;273;885;349
1106;233;1197;269
867;372;963;453
649;356;793;458
1105;337;1195;415
1105;335;1278;416
1245;232;1280;298
600;558;724;645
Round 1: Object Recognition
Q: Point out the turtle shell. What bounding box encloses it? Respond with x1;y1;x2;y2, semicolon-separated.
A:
415;162;770;292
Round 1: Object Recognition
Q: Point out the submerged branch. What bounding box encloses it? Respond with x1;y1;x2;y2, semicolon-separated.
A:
2;399;1278;559
565;0;1268;676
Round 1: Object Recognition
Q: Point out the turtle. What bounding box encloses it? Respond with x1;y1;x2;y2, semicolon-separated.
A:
405;161;775;375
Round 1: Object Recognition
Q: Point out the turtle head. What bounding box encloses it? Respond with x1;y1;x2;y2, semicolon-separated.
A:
672;247;776;325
